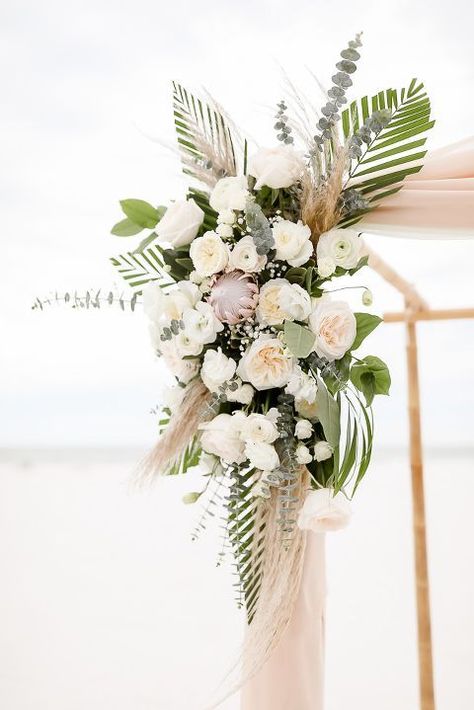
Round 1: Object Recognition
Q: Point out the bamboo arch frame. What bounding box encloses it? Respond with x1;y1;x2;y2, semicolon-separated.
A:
365;243;474;710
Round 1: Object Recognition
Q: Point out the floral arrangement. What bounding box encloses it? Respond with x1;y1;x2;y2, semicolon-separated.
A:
36;33;434;687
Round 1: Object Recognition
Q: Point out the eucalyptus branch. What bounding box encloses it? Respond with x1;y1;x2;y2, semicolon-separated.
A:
32;289;141;312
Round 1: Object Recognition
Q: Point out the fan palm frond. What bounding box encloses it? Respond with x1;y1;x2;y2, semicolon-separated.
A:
173;82;239;188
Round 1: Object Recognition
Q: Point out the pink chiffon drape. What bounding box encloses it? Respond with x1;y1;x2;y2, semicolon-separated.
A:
358;137;474;239
240;532;326;710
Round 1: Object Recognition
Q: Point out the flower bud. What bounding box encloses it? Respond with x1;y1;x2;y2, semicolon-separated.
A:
362;289;373;306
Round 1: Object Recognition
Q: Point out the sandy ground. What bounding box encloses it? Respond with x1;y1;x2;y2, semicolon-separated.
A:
0;447;472;710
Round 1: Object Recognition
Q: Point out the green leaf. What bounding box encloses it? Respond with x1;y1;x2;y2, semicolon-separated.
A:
120;199;160;229
350;355;391;406
315;378;340;449
111;217;144;237
283;321;315;358
352;313;382;350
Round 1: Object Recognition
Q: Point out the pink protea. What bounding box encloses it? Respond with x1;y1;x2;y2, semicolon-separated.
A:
208;270;259;324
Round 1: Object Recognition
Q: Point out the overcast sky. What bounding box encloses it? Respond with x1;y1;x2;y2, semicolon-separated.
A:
1;0;473;448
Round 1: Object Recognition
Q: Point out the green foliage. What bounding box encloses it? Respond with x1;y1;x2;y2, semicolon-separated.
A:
110;246;169;291
119;199;162;229
332;388;374;494
340;79;435;226
111;217;145;237
315;378;341;449
187;188;218;231
351;312;382;350
32;289;139;312
350;355;391;406
283;320;315;358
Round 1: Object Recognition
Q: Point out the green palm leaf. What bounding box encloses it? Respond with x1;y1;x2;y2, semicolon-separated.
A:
173;82;238;187
340;79;434;225
110;246;170;292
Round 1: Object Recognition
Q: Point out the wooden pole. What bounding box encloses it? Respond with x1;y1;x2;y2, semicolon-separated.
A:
384;307;474;323
405;303;435;710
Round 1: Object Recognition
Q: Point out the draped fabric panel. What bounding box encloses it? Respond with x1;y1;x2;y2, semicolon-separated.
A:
240;533;326;710
358;137;474;239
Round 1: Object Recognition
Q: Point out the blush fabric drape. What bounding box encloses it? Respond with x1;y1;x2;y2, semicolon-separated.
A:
240;532;326;710
357;137;474;239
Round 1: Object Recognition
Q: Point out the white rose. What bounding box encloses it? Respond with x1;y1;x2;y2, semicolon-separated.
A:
256;279;287;325
190;231;229;276
285;365;317;403
295;443;312;465
182;301;224;345
240;413;279;444
278;282;312;321
295;397;319;421
159;338;200;384
317;256;336;279
314;441;334;462
237;334;295;391
245;441;280;471
157;199;204;247
209;176;249;212
248;146;305;189
200;348;236;393
295;419;313;440
226;379;255;405
142;281;165;321
309;299;356;361
297;488;352;532
199;412;247;465
317;228;361;270
272;220;313;267
229;235;267;273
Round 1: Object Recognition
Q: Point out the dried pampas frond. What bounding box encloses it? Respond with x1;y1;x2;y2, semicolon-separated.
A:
301;145;348;245
173;82;239;189
137;378;211;485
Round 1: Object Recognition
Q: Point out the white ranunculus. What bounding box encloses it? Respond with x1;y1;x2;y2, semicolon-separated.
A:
156;199;204;247
295;397;319;421
248;146;305;189
295;443;312;465
229;235;267;273
209;176;249;213
189;231;229;277
272;220;313;267
309;299;356;361
226;379;255;405
285;365;317;403
245;441;280;471
199;412;247;465
200;348;236;392
278;282;312;321
317;256;336;279
313;441;334;462
164;281;201;320
317;228;362;270
237;334;295;391
142;281;165;321
182;301;224;345
240;413;279;444
159;339;200;384
297;488;352;532
295;419;313;440
175;331;203;358
216;223;233;239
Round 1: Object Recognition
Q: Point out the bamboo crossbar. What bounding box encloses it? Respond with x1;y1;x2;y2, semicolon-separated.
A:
384;307;474;323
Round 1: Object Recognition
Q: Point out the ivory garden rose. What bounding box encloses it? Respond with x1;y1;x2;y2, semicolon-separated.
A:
248;145;305;189
156;198;204;247
309;299;357;361
237;335;295;390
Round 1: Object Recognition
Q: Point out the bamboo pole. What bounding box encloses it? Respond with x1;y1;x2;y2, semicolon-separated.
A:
384;307;474;323
363;243;429;311
405;303;435;710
